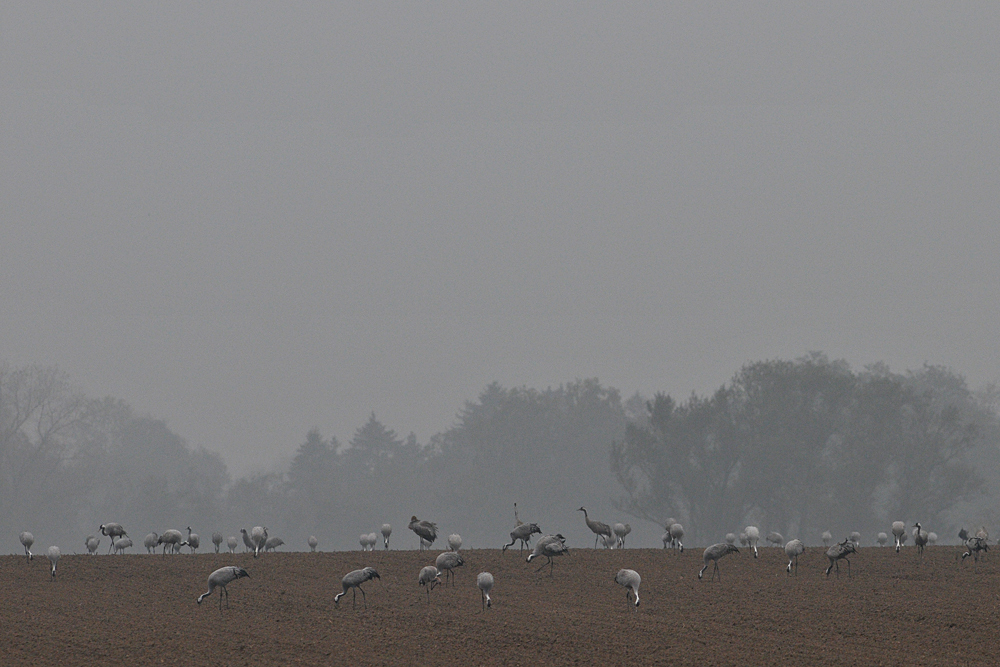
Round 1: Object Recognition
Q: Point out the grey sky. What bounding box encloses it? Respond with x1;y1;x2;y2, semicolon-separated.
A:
2;4;999;475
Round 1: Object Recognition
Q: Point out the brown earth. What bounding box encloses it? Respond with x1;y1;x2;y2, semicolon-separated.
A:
2;544;997;666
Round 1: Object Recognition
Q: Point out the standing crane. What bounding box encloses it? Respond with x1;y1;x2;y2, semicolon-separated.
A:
197;566;250;611
435;551;465;586
699;543;740;581
504;522;542;553
408;516;438;550
527;534;569;575
418;566;441;603
825;538;857;578
784;539;805;575
19;532;33;562
578;508;612;548
334;567;380;609
892;521;906;552
615;569;641;607
477;572;494;610
381;524;392;550
47;546;60;578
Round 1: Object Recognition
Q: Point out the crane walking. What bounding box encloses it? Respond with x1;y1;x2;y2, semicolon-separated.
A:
699;543;740;581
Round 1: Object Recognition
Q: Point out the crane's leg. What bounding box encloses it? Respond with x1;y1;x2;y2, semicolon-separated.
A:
535;559;548;573
713;561;720;581
846;558;851;578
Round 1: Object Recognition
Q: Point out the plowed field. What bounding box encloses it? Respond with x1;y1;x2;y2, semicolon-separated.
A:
3;545;996;666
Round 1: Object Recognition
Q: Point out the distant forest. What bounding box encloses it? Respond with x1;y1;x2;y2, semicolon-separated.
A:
2;353;998;552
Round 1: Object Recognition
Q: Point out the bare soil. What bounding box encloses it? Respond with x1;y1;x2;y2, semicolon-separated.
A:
2;545;996;666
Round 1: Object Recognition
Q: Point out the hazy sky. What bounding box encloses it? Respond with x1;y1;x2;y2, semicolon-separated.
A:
2;4;999;475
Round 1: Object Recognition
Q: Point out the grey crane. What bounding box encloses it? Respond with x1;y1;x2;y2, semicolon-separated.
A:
892;521;906;552
578;507;612;549
928;531;938;545
308;535;319;552
699;543;740;581
725;533;737;546
113;537;133;554
821;531;833;547
766;532;784;548
157;529;183;555
264;536;284;552
503;522;541;553
86;535;101;556
849;532;861;547
613;523;627;548
334;567;380;609
784;539;804;575
367;532;378;551
661;530;671;549
527;534;569;575
435;551;465;586
197;566;250;611
876;532;888;547
669;523;685;552
241;528;254;553
100;523;128;553
19;531;34;562
745;526;760;558
962;536;989;562
227;536;238;553
183;527;200;554
143;532;158;554
250;526;267;557
47;546;60;578
381;524;392;550
615;569;641;607
477;572;494;610
447;534;463;551
211;532;223;554
359;533;374;551
913;523;929;555
409;516;438;550
418;565;441;603
825;538;857;577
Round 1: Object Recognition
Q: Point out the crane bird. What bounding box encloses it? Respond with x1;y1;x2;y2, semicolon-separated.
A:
47;546;60;578
250;526;267;557
86;535;101;556
825;538;857;578
335;567;380;609
381;524;392;550
661;531;671;549
100;523;128;553
183;527;200;554
448;534;463;552
477;572;494;610
613;523;627;548
892;521;906;552
367;532;378;550
435;551;465;586
359;534;373;551
504;522;541;553
739;532;748;547
157;529;183;555
212;532;223;554
877;532;888;547
669;523;685;552
113;537;133;554
962;536;989;562
912;523;929;555
699;543;739;581
821;531;832;547
615;569;641;607
928;531;938;545
409;516;438;550
745;526;760;558
527;534;569;575
227;536;238;553
600;534;617;549
725;533;737;546
578;507;613;549
241;528;254;553
197;566;250;611
784;539;805;575
308;535;318;552
766;532;784;548
19;531;34;562
418;566;441;603
264;536;284;552
849;532;861;547
143;533;158;554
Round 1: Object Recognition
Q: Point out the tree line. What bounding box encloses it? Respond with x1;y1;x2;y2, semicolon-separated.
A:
2;355;998;551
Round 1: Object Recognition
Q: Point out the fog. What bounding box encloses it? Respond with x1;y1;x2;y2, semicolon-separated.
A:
2;5;1000;549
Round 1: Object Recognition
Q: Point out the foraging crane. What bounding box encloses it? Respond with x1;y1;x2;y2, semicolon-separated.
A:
448;534;463;552
183;527;200;554
418;566;441;603
892;521;906;552
825;538;857;578
503;522;541;553
745;526;760;558
766;532;784;548
409;516;438;550
849;532;861;547
913;523;928;555
86;535;101;556
334;567;380;609
699;543;740;581
264;536;284;552
784;539;804;575
578;507;612;549
962;536;989;562
367;532;378;550
250;526;267;557
308;535;318;552
100;524;128;553
928;532;938;545
527;534;569;575
359;534;372;551
669;523;685;552
47;546;60;578
613;523;627;548
976;526;989;541
381;524;391;550
739;532;748;547
477;572;494;610
241;529;254;553
821;531;832;547
212;532;223;554
876;532;888;547
725;533;737;546
435;551;465;586
615;569;641;607
157;529;183;555
661;531;671;549
227;536;238;553
143;533;158;554
19;531;34;562
113;537;133;554
197;566;250;611
600;534;618;549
